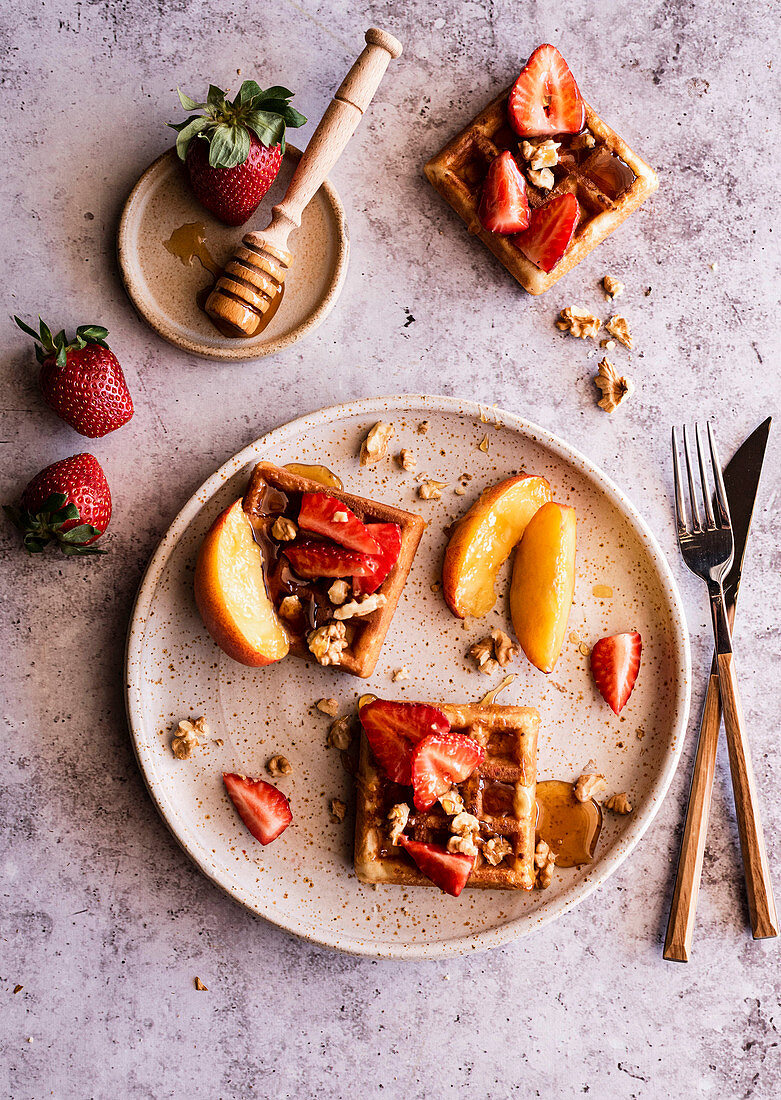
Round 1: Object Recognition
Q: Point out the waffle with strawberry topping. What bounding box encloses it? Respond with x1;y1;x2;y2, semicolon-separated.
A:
242;462;425;678
355;701;539;892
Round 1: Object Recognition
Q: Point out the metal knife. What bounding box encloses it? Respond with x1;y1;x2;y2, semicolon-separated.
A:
664;417;772;961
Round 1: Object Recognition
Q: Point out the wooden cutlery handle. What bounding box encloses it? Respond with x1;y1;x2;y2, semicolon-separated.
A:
664;667;722;962
717;651;779;939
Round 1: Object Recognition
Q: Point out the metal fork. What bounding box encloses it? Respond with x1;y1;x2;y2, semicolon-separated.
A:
672;422;777;939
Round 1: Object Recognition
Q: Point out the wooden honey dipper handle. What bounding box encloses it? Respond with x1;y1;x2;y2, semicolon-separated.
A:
206;28;402;337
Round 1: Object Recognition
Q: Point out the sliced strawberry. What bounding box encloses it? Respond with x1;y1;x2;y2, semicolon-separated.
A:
590;631;642;715
513;192;579;273
283;538;373;578
359;699;451;785
298;493;380;555
478;151;530;234
397;835;475;897
508;44;585;137
410;732;485;811
223;773;292;844
352;523;402;596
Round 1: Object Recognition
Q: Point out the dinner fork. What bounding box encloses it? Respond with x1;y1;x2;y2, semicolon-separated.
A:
672;422;777;939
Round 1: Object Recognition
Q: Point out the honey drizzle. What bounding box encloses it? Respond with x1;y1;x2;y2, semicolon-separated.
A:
535;780;602;868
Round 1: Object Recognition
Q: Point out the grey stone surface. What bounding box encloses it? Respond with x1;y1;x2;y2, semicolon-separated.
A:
1;0;779;1097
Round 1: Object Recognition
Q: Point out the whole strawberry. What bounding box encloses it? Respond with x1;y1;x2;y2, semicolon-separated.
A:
170;81;306;226
15;317;134;438
4;453;112;555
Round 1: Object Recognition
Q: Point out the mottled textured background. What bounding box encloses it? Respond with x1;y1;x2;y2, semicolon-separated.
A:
1;0;779;1096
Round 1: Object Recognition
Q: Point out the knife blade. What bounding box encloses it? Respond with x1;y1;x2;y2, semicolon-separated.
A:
664;415;772;961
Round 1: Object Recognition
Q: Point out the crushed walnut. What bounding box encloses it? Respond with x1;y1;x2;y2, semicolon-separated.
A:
332;510;349;523
392;665;410;682
448;813;480;859
527;166;554;190
521;138;560;171
329;798;347;823
397;448;416;471
491;628;518;668
600;338;616;350
270;515;297;541
604;792;633;815
574;762;607;803
602;275;624;300
534;838;556;889
279;594;302;620
418;479;447;500
360;422;394;465
194;977;208;991
266;755;292;778
327;716;352;751
417;420;430;434
316;697;339;717
333;592;387;621
327;579;350;605
556;305;601;340
439;787;466;816
171;716;210;760
307;621;347;666
605;314;633;349
468;636;493;671
448;834;479;858
572;131;596;150
595;357;633;413
387;802;410;845
469;629;518;673
482;836;513;866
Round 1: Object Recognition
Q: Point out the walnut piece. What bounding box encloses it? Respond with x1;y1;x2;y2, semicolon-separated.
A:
360;422;394;465
270;515;297;541
315;697;339;717
387;802;410;846
605;792;633;815
482;836;513;866
572;131;596;150
602;274;624;300
574;763;607;803
307;621;347;666
171;716;210;760
491;628;518;668
279;595;302;620
194;977;208;991
534;838;556;889
333;592;387;621
605;314;633;349
556;306;602;340
468;629;518;672
527;166;554;189
327;579;350;605
439;787;465;816
595;357;633;413
266;755;292;777
600;338;616;350
468;636;493;670
329;798;347;823
418;479;447;500
417;420;430;434
333;511;349;523
448;834;479;858
327;716;352;750
397;448;416;471
521;138;560;171
451;811;480;837
392;666;410;682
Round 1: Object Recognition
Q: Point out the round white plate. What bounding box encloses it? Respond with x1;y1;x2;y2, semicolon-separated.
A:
125;395;690;958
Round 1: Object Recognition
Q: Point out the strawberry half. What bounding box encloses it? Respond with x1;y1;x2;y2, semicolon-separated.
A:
5;453;111;555
590;631;642;715
508;44;585;138
513;192;579;273
410;732;485;811
478;151;530;234
352;523;402;596
283;539;374;578
223;773;292;845
298;493;380;555
359;699;451;785
397;836;475;897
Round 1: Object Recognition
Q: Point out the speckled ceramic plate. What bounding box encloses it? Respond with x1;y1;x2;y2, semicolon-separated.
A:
125;395;691;958
117;146;348;360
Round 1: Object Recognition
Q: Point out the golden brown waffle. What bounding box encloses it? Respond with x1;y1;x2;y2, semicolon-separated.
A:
355;702;539;891
242;462;425;678
424;89;658;294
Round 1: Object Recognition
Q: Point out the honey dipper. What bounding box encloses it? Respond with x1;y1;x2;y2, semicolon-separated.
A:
205;28;402;337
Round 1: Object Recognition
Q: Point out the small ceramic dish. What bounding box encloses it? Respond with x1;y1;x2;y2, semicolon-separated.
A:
125;395;691;958
117;146;349;361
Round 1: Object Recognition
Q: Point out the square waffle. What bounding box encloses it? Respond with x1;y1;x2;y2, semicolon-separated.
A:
242;461;425;679
355;702;539;891
424;89;658;294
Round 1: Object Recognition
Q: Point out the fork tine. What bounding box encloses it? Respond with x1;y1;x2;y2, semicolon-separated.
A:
671;427;689;535
682;425;702;531
707;421;731;529
695;423;716;529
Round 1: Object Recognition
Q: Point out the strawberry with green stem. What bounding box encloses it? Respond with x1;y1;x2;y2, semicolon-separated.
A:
171;80;306;226
5;453;112;556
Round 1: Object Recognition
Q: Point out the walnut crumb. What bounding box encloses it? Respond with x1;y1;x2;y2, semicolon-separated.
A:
270;515;297;541
556;306;602;340
534;839;556;889
327;716;353;750
279;594;302;620
447;834;479;858
266;755;292;778
491;628;518;668
316;697;339;717
439;787;465;816
521;138;560;171
574;763;607;803
605;314;633;349
360;422;394;465
307;621;347;665
417;420;430;434
392;666;410;682
469;630;518;672
454;486;467;495
333;592;386;621
13;985;23;994
595;357;633;413
418;479;447;500
600;338;616;350
171;716;210;760
397;448;416;471
468;636;493;669
602;274;624;300
329;798;347;823
194;977;208;991
387;802;410;845
448;812;480;859
527;166;555;189
572;130;596;150
482;836;513;866
332;510;349;523
605;792;633;814
327;579;350;605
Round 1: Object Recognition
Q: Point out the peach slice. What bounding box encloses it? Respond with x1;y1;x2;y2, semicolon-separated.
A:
510;501;576;673
194;499;289;667
442;474;551;618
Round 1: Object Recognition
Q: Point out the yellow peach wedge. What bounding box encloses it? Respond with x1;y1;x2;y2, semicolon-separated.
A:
194;499;289;667
510;501;576;673
442;474;551;618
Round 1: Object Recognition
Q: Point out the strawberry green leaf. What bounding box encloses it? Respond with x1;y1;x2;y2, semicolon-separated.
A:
174;116;211;160
14;316;41;341
62;543;107;556
244;109;285;149
237;80;264;106
207;123;250;169
59;523;101;544
207;84;228;109
37;492;69;515
76;325;109;342
177;89;205;112
262;86;295;100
